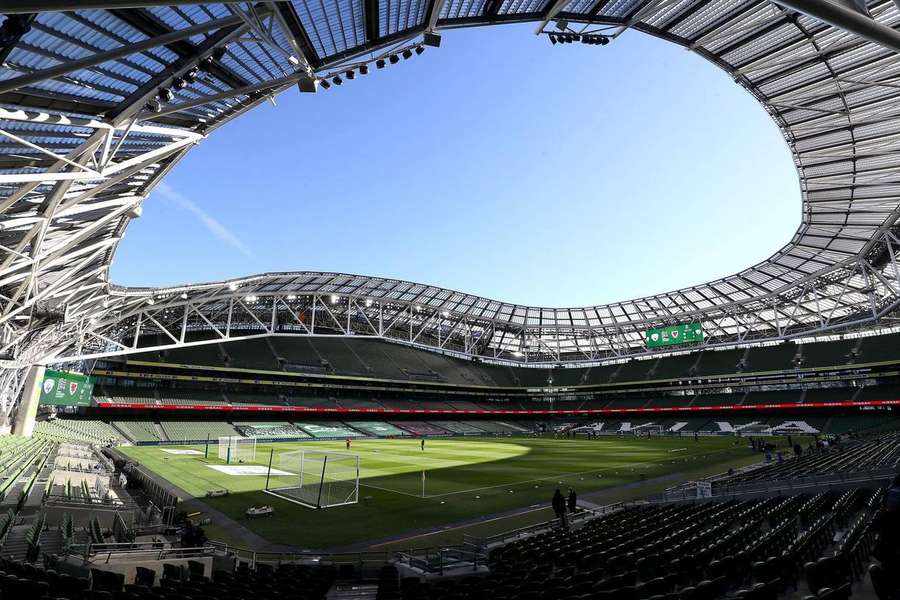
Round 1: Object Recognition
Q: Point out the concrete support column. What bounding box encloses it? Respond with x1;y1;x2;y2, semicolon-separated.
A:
12;365;44;437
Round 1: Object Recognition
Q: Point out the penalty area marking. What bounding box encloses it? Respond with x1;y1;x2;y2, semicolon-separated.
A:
161;449;203;455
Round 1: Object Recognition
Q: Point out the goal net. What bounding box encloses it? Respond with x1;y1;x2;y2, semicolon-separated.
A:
264;450;359;509
218;436;256;464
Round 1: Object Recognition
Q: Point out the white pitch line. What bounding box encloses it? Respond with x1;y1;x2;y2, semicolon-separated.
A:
359;446;740;499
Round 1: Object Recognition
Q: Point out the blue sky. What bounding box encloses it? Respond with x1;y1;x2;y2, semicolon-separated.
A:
111;23;799;307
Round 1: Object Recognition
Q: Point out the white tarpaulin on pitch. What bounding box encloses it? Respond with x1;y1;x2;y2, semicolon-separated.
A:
207;465;291;476
161;449;203;455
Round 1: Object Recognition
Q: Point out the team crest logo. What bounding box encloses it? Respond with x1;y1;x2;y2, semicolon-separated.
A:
650;333;660;342
43;379;54;395
671;330;679;339
69;382;79;395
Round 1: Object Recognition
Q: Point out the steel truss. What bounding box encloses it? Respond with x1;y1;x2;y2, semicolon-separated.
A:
0;0;900;423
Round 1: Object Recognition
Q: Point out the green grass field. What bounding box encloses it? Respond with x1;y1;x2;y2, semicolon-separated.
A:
120;435;769;550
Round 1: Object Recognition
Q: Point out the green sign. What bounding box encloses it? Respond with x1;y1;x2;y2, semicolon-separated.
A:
39;369;94;407
645;323;703;348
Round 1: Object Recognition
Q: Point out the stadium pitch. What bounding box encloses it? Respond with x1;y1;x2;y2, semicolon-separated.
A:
120;435;770;549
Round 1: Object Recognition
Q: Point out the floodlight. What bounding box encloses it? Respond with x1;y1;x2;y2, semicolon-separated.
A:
402;49;412;59
359;64;369;75
389;54;399;64
415;45;424;55
144;100;161;113
228;282;238;291
320;79;331;89
298;77;319;92
157;88;174;103
423;32;441;47
346;69;355;80
332;75;342;85
376;59;386;69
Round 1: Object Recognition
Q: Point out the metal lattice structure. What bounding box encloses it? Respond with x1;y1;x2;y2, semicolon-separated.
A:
2;0;900;422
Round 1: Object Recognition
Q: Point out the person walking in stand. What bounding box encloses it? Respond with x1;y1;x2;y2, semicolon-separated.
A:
552;488;567;529
568;488;577;514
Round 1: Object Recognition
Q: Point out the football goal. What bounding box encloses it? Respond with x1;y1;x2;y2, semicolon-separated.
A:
218;436;256;464
264;450;359;509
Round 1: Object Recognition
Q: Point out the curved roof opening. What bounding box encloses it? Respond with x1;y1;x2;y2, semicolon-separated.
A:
109;24;798;307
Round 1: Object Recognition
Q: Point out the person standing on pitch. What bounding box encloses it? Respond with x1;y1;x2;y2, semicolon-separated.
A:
552;489;567;529
421;438;425;451
346;438;351;451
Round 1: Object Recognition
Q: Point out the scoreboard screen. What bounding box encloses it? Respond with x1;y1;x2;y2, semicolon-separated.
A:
645;323;703;348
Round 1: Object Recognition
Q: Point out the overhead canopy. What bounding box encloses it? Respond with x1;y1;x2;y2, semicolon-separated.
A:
1;0;900;370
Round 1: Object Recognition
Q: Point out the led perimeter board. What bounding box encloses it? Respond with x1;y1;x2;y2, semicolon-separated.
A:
645;323;704;348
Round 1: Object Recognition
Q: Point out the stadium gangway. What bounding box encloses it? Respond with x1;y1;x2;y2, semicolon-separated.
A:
395;546;487;576
657;467;898;502
463;505;609;552
207;540;395;574
66;541;217;563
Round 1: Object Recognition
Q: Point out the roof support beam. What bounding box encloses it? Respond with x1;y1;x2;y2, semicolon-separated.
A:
109;8;248;90
3;1;251;12
775;0;900;54
365;0;380;43
0;15;242;96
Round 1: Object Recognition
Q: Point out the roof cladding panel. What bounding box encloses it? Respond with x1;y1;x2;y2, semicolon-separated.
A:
381;0;428;36
439;0;491;20
292;0;366;58
5;1;900;367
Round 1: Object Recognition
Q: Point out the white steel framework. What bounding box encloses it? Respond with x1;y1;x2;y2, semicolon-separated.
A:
0;0;900;424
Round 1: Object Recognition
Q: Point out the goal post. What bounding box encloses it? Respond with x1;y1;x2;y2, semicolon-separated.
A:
264;450;359;509
217;436;256;464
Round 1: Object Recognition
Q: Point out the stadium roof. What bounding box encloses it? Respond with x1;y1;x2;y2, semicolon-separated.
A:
2;0;900;383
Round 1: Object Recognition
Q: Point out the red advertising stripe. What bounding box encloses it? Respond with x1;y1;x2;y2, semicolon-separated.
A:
94;399;900;414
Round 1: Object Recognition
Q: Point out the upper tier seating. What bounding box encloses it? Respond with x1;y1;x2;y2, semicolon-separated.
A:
158;421;239;442
345;422;408;436
392;422;451;435
234;423;311;439
429;421;485;433
122;331;900;388
111;421;163;443
33;419;121;444
296;422;365;438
